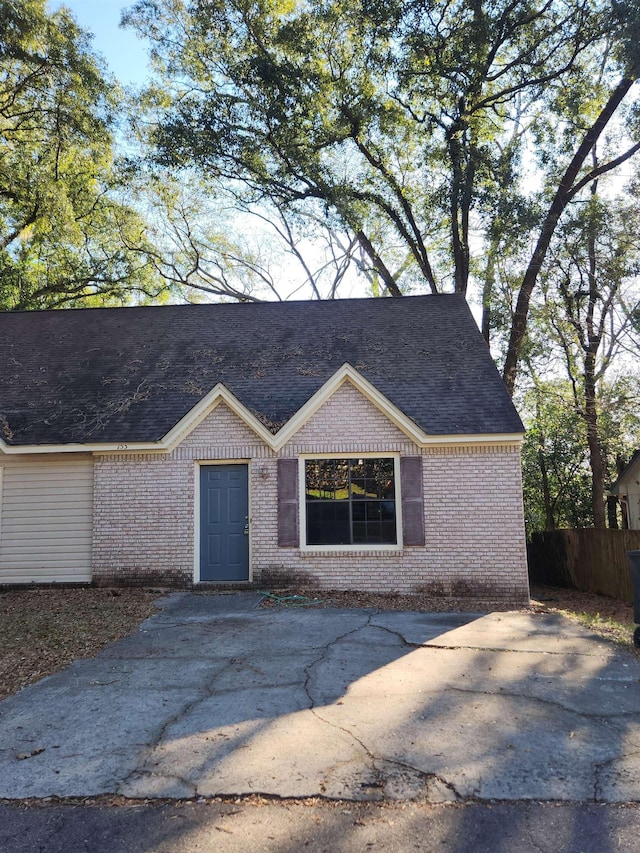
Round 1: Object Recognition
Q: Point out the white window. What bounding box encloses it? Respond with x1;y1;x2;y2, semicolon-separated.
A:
303;457;398;546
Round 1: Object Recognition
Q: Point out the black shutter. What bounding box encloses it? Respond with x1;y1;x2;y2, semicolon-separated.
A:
277;458;299;547
401;456;425;546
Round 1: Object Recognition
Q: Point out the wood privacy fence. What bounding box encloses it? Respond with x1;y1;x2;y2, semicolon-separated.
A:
528;529;640;602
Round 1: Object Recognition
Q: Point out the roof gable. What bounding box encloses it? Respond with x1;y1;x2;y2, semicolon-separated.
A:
610;449;640;493
0;295;524;451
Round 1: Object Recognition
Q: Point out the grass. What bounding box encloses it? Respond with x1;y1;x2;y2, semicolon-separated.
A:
530;583;638;656
560;610;631;645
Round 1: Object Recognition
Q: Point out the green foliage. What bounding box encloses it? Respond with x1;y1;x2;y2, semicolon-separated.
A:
613;0;640;76
519;176;640;530
521;377;640;534
521;383;593;533
532;193;640;379
0;0;161;309
597;377;640;472
125;0;628;300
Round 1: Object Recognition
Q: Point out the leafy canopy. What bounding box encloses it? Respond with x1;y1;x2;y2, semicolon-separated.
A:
0;0;160;309
126;0;625;301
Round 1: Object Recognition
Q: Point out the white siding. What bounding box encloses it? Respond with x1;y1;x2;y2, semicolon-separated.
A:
615;462;640;530
0;454;94;583
627;481;640;530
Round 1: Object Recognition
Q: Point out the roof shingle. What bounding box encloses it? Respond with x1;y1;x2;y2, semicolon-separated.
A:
0;294;523;446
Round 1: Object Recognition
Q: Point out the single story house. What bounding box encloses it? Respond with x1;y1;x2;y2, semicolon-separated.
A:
0;294;529;605
610;450;640;529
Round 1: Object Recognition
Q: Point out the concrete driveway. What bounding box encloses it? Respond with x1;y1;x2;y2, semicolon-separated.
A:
1;592;639;804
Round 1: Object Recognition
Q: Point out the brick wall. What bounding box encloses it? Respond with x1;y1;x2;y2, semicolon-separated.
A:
92;382;529;604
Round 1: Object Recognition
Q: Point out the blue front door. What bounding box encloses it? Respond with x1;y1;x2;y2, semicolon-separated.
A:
199;465;249;581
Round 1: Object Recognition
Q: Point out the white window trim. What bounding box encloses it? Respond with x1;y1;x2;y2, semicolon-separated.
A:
298;453;403;552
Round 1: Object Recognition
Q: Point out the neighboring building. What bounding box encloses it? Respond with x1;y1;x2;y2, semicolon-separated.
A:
0;295;529;605
610;450;640;530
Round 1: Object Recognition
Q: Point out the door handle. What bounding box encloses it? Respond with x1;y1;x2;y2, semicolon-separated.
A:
243;516;249;536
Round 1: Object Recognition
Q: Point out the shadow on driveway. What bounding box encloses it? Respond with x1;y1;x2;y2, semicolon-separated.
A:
0;590;638;821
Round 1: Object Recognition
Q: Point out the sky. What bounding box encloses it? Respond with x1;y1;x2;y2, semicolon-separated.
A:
49;1;150;85
43;1;380;305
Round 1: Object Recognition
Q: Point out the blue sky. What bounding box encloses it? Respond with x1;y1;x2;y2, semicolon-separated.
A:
49;1;150;85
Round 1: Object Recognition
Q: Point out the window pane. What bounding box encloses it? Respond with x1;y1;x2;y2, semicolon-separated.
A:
352;501;366;521
352;522;367;543
365;502;382;522
305;461;321;499
381;499;396;520
350;476;366;499
306;459;349;500
305;457;397;546
306;501;350;545
381;520;397;542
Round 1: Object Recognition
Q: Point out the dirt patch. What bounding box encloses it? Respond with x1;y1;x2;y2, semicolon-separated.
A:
259;589;514;612
0;588;165;702
530;583;639;657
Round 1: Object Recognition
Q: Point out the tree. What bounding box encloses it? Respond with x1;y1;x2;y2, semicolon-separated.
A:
523;158;640;525
517;163;640;529
521;382;593;533
501;75;640;393
521;376;640;533
0;0;160;309
133;169;371;302
126;2;638;332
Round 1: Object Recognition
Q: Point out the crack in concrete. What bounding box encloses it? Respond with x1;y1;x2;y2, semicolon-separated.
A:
302;614;393;793
118;616;375;798
300;617;640;804
301;613;376;710
368;617;629;659
365;618;424;649
593;746;640;802
116;656;240;795
124;768;197;798
10;599;639;806
445;684;640;721
406;642;625;658
301;615;463;803
372;755;462;802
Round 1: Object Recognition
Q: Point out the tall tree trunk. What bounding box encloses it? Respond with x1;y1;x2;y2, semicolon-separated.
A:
584;355;606;528
538;447;556;530
448;115;477;297
583;167;606;528
481;232;498;344
355;231;402;296
616;456;629;529
502;78;635;396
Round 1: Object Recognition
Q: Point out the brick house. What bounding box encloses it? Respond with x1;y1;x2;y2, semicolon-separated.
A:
0;295;529;605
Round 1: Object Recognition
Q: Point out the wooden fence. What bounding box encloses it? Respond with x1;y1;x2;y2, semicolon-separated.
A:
528;529;640;602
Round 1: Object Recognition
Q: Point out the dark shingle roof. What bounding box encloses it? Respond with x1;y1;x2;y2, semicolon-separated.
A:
0;294;523;446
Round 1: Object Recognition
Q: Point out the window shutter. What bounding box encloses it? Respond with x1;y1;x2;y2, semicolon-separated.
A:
401;456;425;546
277;458;299;547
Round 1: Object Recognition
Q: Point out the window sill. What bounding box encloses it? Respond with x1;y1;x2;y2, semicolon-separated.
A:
300;547;404;557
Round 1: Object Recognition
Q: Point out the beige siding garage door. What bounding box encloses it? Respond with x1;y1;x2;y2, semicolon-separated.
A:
0;454;94;583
